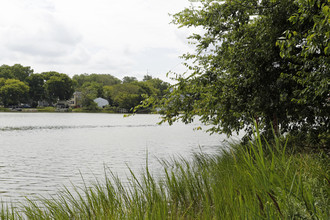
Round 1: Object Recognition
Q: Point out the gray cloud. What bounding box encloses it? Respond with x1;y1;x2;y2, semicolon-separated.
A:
0;0;192;81
124;47;185;81
23;0;55;12
5;14;82;58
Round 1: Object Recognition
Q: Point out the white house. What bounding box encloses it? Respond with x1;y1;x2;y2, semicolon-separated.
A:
94;97;109;108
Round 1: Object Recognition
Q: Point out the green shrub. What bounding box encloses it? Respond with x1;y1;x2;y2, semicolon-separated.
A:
36;107;55;112
0;107;10;112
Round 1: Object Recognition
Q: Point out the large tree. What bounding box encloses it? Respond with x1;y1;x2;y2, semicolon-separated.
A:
143;75;170;97
105;82;155;112
0;78;29;106
277;0;330;139
80;82;104;109
122;76;138;84
72;73;121;88
44;73;74;102
0;64;33;81
145;0;329;140
26;73;45;107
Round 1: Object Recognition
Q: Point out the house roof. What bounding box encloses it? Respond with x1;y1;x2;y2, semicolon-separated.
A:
94;97;109;107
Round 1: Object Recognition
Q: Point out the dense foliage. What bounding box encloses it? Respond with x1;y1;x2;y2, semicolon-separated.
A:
0;65;75;107
43;72;74;103
71;71;169;112
0;64;34;106
146;0;329;144
277;0;330;143
0;65;169;111
0;78;29;106
0;64;33;82
72;73;121;88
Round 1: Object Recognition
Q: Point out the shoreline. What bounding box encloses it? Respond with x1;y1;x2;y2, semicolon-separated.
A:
0;107;154;114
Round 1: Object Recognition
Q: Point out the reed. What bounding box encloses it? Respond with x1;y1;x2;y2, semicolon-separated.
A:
1;131;329;219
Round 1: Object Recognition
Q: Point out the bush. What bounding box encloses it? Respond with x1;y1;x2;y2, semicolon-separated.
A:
0;107;10;112
36;107;55;112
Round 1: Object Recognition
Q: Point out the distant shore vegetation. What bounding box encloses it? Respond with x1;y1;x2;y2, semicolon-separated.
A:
0;64;170;113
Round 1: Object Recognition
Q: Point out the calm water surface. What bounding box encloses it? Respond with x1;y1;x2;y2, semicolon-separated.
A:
0;113;236;203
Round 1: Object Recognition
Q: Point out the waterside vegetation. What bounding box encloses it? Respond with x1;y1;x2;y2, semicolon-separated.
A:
0;0;329;218
0;131;329;219
141;0;329;145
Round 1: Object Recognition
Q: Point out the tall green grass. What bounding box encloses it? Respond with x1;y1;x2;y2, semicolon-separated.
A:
1;131;329;219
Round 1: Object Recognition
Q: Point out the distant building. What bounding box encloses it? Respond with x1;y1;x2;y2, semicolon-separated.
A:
38;100;51;107
55;100;69;112
94;97;109;108
119;108;128;113
69;91;82;108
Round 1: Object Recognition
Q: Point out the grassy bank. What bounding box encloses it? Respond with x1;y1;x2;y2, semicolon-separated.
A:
1;132;329;219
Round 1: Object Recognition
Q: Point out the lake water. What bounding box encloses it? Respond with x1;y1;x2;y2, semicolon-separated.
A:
0;113;237;203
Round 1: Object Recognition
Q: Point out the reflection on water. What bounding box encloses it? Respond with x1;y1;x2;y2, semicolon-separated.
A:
0;113;235;203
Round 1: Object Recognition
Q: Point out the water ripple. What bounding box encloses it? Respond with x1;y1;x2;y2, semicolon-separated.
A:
0;113;227;203
0;124;159;132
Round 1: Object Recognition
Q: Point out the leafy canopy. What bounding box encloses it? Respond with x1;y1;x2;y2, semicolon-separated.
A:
72;73;121;88
43;72;74;102
0;78;29;106
277;0;330;136
144;0;329;139
0;64;33;82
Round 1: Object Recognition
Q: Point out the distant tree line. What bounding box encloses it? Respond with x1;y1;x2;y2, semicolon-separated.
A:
0;64;74;107
73;73;169;112
0;64;170;112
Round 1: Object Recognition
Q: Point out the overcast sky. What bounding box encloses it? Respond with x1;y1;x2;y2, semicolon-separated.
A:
0;0;199;82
